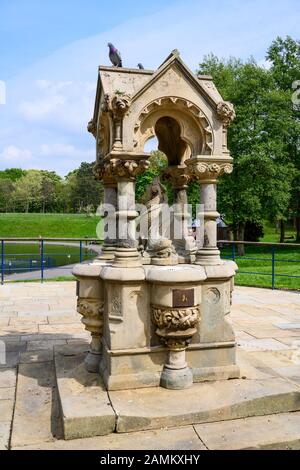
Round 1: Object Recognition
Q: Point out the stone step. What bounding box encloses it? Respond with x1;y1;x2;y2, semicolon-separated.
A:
110;377;300;433
194;411;300;450
54;344;116;440
12;413;300;450
54;344;300;439
10;361;62;448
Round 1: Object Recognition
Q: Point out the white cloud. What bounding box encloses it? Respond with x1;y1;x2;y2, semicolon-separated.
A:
19;94;66;120
1;0;299;176
0;145;32;163
39;143;94;159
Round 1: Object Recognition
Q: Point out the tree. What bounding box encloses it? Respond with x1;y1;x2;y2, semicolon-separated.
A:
65;162;103;213
0;168;26;182
0;178;15;212
198;54;295;252
13;170;43;212
267;36;300;242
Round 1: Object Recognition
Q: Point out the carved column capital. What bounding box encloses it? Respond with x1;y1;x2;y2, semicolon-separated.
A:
108;158;150;180
187;157;233;183
163;165;191;189
94;161;117;185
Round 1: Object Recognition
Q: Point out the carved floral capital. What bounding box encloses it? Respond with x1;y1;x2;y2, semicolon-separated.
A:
187;159;233;182
93;161;116;184
108;158;150;179
163;166;191;189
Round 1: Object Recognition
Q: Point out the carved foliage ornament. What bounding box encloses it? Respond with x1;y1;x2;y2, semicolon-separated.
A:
109;158;150;179
163;167;191;189
77;298;104;318
217;101;236;128
77;298;104;334
152;305;200;331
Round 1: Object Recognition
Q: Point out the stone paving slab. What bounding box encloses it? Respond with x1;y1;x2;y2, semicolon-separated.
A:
54;345;116;440
0;422;11;450
275;323;300;330
109;377;300;433
194;412;300;450
0;387;15;400
19;350;54;364
0;282;299;449
237;338;289;352
0;368;16;388
27;339;67;351
12;426;206;450
0;399;14;422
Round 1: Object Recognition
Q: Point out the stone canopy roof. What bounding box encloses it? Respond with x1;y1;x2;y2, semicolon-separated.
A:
91;50;223;127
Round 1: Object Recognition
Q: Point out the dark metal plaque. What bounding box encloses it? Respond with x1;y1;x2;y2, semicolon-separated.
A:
172;289;194;308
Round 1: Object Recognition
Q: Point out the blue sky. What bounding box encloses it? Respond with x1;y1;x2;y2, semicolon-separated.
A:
0;0;299;176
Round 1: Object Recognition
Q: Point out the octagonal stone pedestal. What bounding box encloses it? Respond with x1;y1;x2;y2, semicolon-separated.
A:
72;260;239;391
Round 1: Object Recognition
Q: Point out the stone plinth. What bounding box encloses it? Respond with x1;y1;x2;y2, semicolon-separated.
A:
73;260;239;390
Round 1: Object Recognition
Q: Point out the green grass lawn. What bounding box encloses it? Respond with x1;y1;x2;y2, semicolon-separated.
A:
260;221;297;243
0;213;102;238
220;244;300;290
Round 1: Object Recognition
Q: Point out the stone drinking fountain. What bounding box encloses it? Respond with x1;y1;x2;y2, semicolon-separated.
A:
73;49;239;392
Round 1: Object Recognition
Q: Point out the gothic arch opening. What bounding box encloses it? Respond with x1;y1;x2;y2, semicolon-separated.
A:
154;116;189;166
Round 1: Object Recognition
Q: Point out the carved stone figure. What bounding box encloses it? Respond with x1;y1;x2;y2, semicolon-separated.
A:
138;177;177;264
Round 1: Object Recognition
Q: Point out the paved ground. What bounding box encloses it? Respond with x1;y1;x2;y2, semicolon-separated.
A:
0;282;299;450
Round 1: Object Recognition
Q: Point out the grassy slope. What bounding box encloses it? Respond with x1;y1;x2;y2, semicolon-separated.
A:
0;213;102;238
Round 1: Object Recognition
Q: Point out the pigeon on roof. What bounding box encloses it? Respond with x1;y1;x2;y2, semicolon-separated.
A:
107;43;122;67
137;63;144;69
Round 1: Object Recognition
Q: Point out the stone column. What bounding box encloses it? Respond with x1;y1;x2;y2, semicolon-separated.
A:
164;165;197;263
107;155;150;267
94;162;118;260
186;157;233;265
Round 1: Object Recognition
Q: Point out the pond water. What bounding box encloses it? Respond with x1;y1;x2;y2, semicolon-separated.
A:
1;242;97;274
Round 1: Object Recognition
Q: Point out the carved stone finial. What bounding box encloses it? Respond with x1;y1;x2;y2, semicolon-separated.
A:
217;101;236;127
